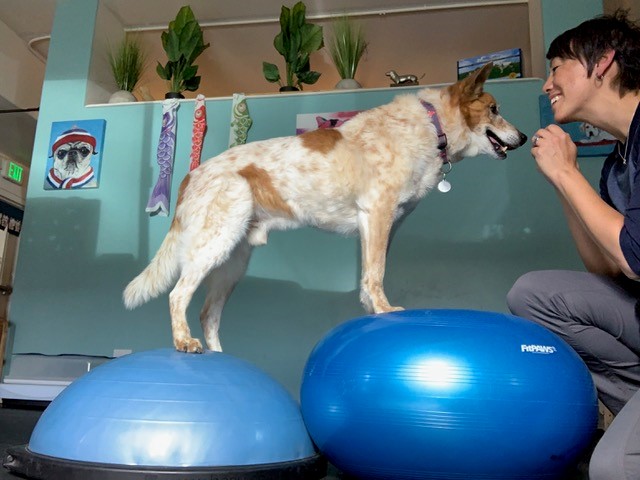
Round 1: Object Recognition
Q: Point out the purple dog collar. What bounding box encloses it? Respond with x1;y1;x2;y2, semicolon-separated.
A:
420;100;448;162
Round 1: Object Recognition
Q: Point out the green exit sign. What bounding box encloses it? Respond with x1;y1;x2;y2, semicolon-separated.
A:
6;161;24;184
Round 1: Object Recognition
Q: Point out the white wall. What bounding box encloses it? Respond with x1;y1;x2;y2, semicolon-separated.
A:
605;0;640;17
124;4;532;101
0;18;45;110
0;17;43;177
86;2;127;104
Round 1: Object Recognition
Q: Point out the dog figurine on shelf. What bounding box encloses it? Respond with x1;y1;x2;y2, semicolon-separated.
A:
124;62;527;353
386;70;422;86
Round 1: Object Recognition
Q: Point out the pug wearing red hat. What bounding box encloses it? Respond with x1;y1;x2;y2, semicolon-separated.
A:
46;127;98;189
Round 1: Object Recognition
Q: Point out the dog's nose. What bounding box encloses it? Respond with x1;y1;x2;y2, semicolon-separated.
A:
518;131;528;146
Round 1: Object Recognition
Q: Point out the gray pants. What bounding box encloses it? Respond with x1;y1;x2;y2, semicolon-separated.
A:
507;270;640;479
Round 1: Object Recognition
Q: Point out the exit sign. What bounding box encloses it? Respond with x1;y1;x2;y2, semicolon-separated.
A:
4;161;24;185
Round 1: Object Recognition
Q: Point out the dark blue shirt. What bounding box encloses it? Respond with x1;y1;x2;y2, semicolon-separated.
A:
600;102;640;276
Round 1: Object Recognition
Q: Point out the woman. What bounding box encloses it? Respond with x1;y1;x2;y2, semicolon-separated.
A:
507;10;640;480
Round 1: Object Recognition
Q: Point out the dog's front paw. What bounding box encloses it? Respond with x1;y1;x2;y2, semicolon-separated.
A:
174;337;204;354
374;304;405;313
388;305;405;312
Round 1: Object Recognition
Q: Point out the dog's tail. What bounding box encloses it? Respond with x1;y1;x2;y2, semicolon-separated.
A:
123;228;180;309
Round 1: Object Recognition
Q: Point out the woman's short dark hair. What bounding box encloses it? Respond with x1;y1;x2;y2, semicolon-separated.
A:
547;9;640;94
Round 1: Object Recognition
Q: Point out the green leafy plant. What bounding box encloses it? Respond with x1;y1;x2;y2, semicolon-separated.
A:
262;2;324;90
156;5;210;95
108;36;146;92
328;16;367;80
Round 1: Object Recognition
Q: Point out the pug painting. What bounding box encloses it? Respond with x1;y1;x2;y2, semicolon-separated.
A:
45;121;105;190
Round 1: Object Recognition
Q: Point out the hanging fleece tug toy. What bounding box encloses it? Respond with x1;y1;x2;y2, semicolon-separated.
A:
189;94;207;171
229;93;253;148
146;98;180;216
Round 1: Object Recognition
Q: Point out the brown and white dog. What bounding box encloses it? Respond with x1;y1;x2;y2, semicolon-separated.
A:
124;63;526;353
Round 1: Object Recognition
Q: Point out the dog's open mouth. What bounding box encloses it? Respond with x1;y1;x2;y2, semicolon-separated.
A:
486;130;509;159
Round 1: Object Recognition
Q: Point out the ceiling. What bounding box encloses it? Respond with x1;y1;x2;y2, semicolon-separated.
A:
0;0;526;61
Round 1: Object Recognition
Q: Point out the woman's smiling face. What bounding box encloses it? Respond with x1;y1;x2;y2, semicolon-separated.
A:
543;57;594;124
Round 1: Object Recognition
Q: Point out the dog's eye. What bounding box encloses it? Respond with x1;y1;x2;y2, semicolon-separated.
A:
490;104;499;115
56;150;68;159
79;147;91;157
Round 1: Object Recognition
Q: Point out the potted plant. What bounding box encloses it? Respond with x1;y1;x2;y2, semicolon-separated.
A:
262;2;324;92
107;35;146;103
327;16;368;89
156;5;210;99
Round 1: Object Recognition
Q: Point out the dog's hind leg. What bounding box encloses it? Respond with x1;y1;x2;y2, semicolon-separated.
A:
199;239;253;352
169;175;254;353
358;202;404;314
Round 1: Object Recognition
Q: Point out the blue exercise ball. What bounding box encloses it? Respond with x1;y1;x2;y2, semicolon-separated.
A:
301;309;598;480
24;349;319;473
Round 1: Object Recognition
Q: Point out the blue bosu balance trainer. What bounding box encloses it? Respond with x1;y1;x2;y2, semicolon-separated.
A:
4;348;325;479
301;309;599;480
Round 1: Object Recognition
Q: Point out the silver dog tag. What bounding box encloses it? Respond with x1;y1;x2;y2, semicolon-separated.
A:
437;179;451;193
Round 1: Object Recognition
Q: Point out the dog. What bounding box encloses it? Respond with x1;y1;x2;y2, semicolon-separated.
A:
123;62;527;353
45;127;98;189
577;122;616;145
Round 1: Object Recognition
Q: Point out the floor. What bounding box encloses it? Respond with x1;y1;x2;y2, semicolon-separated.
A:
0;404;42;480
0;403;592;480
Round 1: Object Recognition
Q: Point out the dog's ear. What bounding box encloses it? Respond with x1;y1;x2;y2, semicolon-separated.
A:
449;62;493;102
476;62;493;81
463;62;493;97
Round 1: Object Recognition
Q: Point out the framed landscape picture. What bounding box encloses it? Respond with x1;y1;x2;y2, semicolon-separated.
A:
457;48;523;80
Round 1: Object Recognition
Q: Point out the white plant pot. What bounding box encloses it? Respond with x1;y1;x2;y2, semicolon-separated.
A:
108;90;137;103
335;78;362;89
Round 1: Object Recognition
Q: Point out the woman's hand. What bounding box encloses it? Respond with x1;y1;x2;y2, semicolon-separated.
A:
531;125;632;278
531;124;579;186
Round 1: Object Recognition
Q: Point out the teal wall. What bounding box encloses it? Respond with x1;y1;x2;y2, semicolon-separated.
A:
541;0;603;55
4;0;604;397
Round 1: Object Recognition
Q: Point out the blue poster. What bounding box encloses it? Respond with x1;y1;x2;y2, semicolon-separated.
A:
44;119;106;190
538;95;616;157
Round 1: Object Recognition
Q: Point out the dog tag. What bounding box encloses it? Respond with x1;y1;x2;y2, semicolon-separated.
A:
437;179;451;193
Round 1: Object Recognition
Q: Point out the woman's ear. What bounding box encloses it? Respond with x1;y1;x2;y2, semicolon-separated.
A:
596;49;616;78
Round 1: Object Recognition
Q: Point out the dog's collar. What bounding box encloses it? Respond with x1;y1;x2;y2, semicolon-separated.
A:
420;100;448;162
421;100;453;193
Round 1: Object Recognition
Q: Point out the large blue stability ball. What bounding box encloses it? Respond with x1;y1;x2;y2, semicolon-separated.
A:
14;349;321;478
301;309;598;480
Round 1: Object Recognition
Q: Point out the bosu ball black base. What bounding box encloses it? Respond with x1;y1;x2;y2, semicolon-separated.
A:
4;446;327;480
